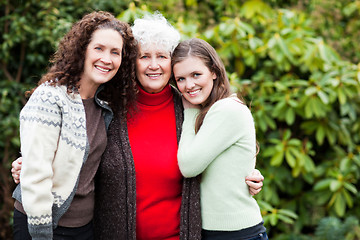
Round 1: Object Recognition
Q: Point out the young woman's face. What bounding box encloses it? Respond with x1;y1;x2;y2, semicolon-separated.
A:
135;44;172;93
81;29;123;93
173;56;216;106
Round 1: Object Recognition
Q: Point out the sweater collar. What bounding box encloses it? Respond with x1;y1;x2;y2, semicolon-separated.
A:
137;84;173;106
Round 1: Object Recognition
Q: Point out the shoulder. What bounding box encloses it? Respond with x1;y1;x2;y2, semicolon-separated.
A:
31;83;67;99
207;97;253;124
27;83;82;108
212;97;250;114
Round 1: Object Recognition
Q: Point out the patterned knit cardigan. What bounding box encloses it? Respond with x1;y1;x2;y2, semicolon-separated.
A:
93;86;202;240
13;84;113;240
13;84;88;239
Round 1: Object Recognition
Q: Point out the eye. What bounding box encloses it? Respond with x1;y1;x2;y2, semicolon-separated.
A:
140;55;148;59
193;73;201;78
176;77;185;82
112;51;120;55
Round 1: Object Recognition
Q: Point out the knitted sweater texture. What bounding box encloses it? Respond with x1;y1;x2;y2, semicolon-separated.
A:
127;85;182;239
12;84;112;240
178;97;263;231
94;85;202;240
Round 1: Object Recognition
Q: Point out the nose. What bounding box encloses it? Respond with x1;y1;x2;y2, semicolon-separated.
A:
100;52;111;64
185;79;195;89
148;58;159;70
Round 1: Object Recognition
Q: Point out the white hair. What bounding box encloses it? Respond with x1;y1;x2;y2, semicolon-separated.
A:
131;13;180;54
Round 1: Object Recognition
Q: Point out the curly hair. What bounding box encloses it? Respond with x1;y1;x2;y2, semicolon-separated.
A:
31;11;138;117
131;13;180;54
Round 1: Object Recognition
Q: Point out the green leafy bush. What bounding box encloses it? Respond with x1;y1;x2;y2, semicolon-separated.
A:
1;0;359;239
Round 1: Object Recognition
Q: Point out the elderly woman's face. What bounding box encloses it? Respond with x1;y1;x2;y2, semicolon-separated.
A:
135;44;172;93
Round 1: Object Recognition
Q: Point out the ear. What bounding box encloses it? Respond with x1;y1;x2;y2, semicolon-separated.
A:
212;72;217;80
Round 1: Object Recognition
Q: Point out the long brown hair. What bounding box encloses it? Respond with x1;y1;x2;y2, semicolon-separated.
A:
29;11;138;117
171;38;233;133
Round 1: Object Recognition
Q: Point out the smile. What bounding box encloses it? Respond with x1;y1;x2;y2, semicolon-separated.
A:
95;66;111;72
146;73;161;79
188;89;200;95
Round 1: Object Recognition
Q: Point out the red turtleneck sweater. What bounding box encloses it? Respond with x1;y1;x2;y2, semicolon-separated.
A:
127;85;183;240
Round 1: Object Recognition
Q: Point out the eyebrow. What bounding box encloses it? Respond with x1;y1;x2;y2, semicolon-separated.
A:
140;50;170;55
94;43;122;51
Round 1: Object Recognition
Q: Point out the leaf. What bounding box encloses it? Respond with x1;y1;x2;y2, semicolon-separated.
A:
240;0;272;19
258;200;273;211
275;34;295;63
325;128;337;145
343;182;357;194
272;100;286;117
285;149;296;168
283;129;291;140
342;189;354;208
278;209;298;219
304;155;315;172
277;214;295;224
316;191;333;205
317;40;328;61
264;114;277;129
304;98;313;118
285;108;295;125
314;179;332;191
219;22;236;36
337;88;347;105
317;90;329;104
269;213;278;226
330;180;342;192
316;125;325;145
292;166;301;177
334;193;346;217
270;150;284;166
248;36;257;50
311;97;326;117
305;86;317;96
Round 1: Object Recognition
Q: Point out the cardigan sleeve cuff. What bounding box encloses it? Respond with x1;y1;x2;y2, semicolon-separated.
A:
28;219;53;240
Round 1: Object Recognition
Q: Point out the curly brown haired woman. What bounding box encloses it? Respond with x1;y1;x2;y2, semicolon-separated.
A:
12;11;138;240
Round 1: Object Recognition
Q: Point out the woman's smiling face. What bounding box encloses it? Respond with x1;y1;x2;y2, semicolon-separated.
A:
135;44;172;94
173;56;216;106
80;28;123;95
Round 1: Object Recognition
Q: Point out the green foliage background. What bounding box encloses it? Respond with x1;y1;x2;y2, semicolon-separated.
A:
1;0;360;239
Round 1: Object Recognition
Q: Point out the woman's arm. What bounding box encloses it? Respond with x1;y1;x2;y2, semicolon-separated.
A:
178;98;255;177
19;85;63;239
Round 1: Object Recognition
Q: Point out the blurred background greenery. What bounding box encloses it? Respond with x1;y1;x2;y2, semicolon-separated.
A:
1;0;360;239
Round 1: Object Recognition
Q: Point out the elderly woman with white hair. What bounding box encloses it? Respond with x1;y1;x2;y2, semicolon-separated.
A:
92;13;264;240
93;14;201;240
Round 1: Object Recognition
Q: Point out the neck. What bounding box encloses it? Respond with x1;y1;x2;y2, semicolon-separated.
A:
79;84;98;99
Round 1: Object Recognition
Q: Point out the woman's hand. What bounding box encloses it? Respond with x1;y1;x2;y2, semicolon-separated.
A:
246;169;264;196
11;157;22;184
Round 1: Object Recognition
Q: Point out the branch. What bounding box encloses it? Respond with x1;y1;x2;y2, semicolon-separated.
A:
0;62;15;82
15;42;26;83
4;1;9;34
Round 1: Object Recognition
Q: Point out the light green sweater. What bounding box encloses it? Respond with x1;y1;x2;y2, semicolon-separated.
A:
177;97;263;231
